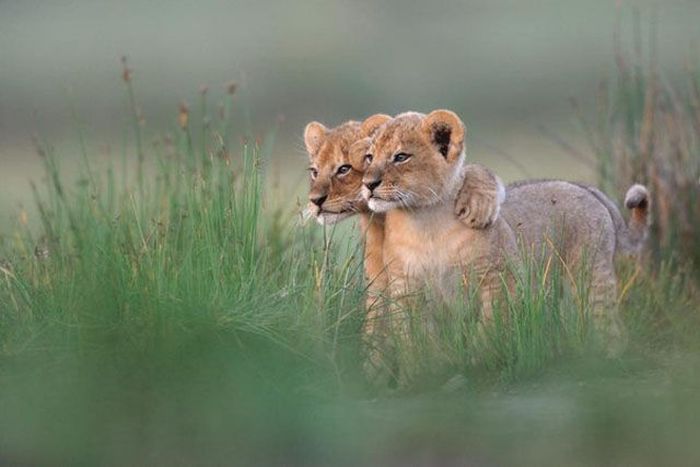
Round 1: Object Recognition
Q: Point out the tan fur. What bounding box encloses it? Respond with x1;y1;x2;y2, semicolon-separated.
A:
304;120;366;225
362;111;517;386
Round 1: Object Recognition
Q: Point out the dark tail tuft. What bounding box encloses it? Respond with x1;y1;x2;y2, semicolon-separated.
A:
623;184;650;254
625;184;649;222
625;184;649;210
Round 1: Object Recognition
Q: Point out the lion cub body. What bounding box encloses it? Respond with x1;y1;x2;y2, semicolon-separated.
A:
363;111;516;318
499;180;649;351
504;181;617;262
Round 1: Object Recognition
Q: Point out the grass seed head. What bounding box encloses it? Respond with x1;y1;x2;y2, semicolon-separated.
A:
178;101;189;129
121;56;132;82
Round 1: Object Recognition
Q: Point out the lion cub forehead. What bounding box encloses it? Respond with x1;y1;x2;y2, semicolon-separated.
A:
314;122;362;165
371;113;425;155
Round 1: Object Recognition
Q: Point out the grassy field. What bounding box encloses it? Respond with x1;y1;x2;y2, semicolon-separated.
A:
1;57;700;466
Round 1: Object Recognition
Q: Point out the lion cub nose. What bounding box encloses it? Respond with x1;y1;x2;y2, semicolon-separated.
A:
364;179;381;193
310;194;327;207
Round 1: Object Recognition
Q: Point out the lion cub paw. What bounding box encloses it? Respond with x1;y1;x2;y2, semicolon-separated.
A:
454;164;506;229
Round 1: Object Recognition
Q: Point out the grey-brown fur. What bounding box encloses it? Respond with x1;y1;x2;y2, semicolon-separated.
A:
503;179;649;259
477;179;650;354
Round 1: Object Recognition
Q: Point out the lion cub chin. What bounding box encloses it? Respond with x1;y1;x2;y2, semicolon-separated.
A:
362;110;517;323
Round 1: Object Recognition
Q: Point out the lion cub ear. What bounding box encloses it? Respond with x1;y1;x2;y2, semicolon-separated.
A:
421;110;466;161
360;114;391;137
304;121;328;156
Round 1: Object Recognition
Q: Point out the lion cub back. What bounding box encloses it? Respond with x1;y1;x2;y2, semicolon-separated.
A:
502;180;617;264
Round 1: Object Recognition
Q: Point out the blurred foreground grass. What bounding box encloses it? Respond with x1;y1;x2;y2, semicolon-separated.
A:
0;59;699;465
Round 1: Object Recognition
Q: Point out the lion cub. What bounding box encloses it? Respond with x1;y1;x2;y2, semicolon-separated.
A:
362;110;518;322
362;110;651;357
304;115;505;298
304;115;505;382
304;115;392;299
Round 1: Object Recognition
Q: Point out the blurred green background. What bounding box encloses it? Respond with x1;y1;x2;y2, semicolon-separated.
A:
2;0;699;216
1;2;700;465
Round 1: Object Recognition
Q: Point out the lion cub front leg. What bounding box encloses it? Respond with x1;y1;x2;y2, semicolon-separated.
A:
454;164;506;229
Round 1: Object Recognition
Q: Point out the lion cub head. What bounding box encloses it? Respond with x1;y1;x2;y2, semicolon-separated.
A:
304;114;391;224
362;110;467;212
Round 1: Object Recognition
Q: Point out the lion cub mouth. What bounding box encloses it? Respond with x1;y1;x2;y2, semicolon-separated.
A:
362;186;398;213
315;210;353;225
367;197;399;213
306;204;354;225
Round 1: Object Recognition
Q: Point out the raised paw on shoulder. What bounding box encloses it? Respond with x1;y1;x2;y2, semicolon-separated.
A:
454;164;505;229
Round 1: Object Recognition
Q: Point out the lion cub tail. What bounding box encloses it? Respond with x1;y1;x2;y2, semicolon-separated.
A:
622;183;650;254
575;182;650;257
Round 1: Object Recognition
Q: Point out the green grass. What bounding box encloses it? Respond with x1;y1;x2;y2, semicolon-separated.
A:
1;64;699;465
577;14;700;273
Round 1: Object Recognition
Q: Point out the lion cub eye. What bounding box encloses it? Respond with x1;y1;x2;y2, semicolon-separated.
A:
336;164;352;176
309;167;319;180
364;154;373;165
392;153;412;163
